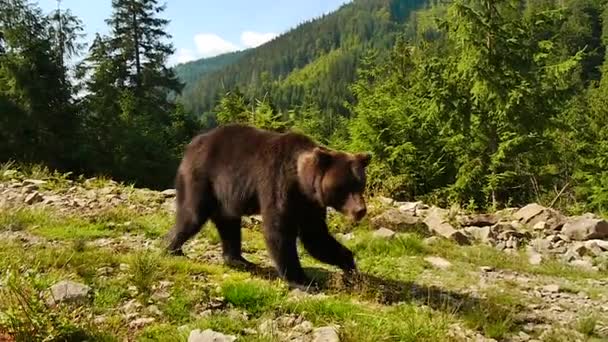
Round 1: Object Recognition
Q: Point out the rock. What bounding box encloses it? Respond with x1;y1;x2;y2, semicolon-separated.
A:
46;280;90;306
424;256;452;270
370;209;424;233
480;266;494;272
423;236;441;245
24;191;43;205
336;232;354;241
586;239;608;251
312;326;340;342
147;305;163;316
533;221;547;231
129;317;155;329
528;251;543;265
514;203;564;230
530;238;551;253
463;226;493;243
188;329;237;342
423;208;470;245
377;196;395;206
570;259;596;271
561;217;608;241
397;201;428;215
161;189;176;197
542;284;560;293
372;228;395;239
457;213;498;227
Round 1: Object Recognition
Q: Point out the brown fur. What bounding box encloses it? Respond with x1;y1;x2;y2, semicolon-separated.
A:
164;124;371;289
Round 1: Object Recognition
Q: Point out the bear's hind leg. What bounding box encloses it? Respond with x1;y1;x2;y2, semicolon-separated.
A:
165;181;213;256
211;214;255;269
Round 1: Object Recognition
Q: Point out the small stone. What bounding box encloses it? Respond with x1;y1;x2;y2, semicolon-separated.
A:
119;263;130;271
424;256;452;270
542;284;560;293
147;305;163;316
46;280;91;306
528;252;542;265
480;266;494;272
24;191;43;205
129;317;155;329
336;232;354;241
312;326;340;342
533;221;547;230
161;189;176;197
562;217;608;241
188;328;237;342
377;196;395;206
570;259;595;270
423;236;441;245
373;227;396;238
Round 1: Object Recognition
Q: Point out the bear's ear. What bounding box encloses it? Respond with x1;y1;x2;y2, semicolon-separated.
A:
313;147;333;171
356;152;372;168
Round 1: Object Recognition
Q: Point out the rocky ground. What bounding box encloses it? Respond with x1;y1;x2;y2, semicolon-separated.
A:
0;166;607;341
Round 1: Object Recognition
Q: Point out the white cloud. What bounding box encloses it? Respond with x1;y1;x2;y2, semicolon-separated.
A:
171;30;278;64
240;31;277;48
194;33;240;58
172;48;196;65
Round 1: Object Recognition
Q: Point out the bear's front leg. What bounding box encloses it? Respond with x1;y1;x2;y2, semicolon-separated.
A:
298;212;357;274
261;210;313;289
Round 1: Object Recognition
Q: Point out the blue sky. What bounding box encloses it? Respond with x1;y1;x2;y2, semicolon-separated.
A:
36;0;351;65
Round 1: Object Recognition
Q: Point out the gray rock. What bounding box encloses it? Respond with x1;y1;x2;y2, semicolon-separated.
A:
372;228;396;239
423;208;470;245
161;189;176;197
397;201;427;215
542;284;560;293
586;239;608;251
336;232;355;241
424;256;452;270
562;217;608;241
528;251;543;265
370;209;424;233
47;280;90;306
457;213;498;227
377;196;395;206
188;329;237;342
24;191;43;205
463;226;493;243
129;317;155;329
313;326;340;342
570;259;596;271
514;203;564;230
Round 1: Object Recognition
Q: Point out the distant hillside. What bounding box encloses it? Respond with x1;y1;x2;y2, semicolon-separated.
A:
174;0;429;120
173;49;249;86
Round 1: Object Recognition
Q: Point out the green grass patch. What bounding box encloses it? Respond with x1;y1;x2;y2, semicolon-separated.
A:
221;279;286;316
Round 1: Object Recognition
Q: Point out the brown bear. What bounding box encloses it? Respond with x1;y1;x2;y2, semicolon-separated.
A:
163;123;371;289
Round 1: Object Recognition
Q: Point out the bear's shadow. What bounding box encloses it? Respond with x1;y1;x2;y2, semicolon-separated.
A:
230;262;524;321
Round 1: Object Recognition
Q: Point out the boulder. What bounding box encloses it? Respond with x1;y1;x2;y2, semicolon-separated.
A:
397;201;428;216
424;256;452;270
514;203;565;231
463;226;493;243
312;326;340;342
423;208;470;245
370;209;425;233
372;228;396;239
188;329;237;342
457;213;498;227
561;217;608;241
46;280;90;306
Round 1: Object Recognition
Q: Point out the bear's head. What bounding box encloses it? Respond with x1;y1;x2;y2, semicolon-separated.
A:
298;146;372;222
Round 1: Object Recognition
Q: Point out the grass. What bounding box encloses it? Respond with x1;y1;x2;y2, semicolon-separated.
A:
1;171;608;341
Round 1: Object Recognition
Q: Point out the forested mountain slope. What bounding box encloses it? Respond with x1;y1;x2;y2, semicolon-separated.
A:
174;0;429;119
